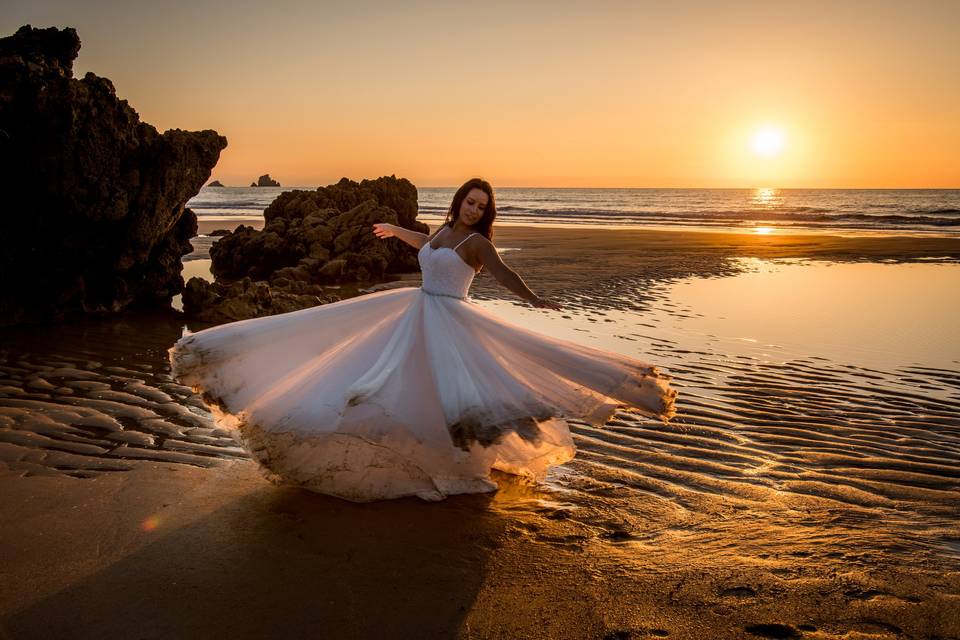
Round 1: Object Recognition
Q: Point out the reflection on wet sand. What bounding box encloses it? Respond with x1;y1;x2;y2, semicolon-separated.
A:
482;260;959;573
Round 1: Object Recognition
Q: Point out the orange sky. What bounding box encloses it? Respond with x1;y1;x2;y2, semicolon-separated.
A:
4;1;959;188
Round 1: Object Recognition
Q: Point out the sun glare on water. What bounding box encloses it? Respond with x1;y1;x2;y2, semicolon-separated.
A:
751;126;786;157
751;189;779;234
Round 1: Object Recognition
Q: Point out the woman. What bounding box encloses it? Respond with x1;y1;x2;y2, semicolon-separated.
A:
170;178;676;502
372;178;561;310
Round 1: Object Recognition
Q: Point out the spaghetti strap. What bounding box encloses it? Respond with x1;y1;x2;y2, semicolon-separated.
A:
453;232;479;251
427;225;448;243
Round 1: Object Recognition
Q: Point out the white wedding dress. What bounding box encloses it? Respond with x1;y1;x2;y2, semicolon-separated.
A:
169;230;677;502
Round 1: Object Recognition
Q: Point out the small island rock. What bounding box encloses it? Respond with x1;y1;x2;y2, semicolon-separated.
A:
251;174;280;187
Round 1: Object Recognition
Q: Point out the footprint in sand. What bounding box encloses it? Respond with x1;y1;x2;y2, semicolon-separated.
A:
744;623;801;639
600;528;635;542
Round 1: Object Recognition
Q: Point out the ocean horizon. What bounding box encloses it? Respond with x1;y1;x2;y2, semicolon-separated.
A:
188;186;960;235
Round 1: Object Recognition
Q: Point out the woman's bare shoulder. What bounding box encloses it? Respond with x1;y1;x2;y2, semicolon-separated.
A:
471;233;495;248
465;233;495;256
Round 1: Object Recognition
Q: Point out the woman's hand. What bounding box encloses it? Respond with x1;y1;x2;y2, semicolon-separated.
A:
371;222;429;249
372;223;396;239
531;296;562;310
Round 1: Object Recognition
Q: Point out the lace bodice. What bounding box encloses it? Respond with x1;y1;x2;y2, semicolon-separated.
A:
418;235;478;300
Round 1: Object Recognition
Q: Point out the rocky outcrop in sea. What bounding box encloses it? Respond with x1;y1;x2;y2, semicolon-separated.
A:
251;174;280;187
208;180;225;187
0;25;227;326
183;176;428;321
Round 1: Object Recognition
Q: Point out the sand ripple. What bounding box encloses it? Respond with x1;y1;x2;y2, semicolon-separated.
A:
476;263;960;574
2;281;958;573
0;313;246;479
530;331;960;570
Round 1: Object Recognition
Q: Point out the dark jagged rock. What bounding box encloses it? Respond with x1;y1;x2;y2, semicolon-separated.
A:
208;229;231;237
181;276;338;323
211;176;426;283
207;180;225;187
187;176;427;321
251;174;280;187
0;25;227;326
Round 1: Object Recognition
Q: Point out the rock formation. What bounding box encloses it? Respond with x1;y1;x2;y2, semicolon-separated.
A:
251;174;280;187
182;277;338;324
207;180;225;187
184;176;428;321
0;25;227;326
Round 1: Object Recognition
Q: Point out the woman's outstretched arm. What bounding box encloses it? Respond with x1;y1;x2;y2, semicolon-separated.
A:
372;223;429;249
474;237;561;310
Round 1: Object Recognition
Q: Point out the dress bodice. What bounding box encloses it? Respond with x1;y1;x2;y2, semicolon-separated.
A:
418;239;477;300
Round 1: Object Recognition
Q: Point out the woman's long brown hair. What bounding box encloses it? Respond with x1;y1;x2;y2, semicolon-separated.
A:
445;178;497;240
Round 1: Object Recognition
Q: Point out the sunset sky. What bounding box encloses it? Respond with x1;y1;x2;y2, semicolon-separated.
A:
3;1;959;188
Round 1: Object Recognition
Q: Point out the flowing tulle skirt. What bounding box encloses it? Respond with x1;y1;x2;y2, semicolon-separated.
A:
169;287;676;502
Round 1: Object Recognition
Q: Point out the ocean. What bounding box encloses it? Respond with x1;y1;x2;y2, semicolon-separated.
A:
187;186;960;235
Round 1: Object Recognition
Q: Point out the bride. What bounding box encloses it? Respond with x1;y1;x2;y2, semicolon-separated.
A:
169;178;676;502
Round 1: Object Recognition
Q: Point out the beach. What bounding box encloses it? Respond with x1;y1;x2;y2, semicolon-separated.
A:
2;224;959;639
5;3;960;637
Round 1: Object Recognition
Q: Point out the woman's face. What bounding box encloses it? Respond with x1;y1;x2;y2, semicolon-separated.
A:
458;188;489;227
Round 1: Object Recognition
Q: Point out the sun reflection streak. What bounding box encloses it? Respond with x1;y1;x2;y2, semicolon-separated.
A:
749;189;781;234
751;187;782;207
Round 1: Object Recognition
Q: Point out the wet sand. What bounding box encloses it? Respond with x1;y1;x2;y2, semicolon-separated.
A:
2;460;957;639
2;224;960;639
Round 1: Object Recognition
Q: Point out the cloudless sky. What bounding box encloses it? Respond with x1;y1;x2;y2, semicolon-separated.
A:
3;0;959;187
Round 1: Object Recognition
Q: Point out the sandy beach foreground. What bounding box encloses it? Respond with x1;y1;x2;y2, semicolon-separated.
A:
2;460;957;640
2;225;959;639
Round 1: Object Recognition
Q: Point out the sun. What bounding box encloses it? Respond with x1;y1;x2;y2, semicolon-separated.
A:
751;126;786;157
